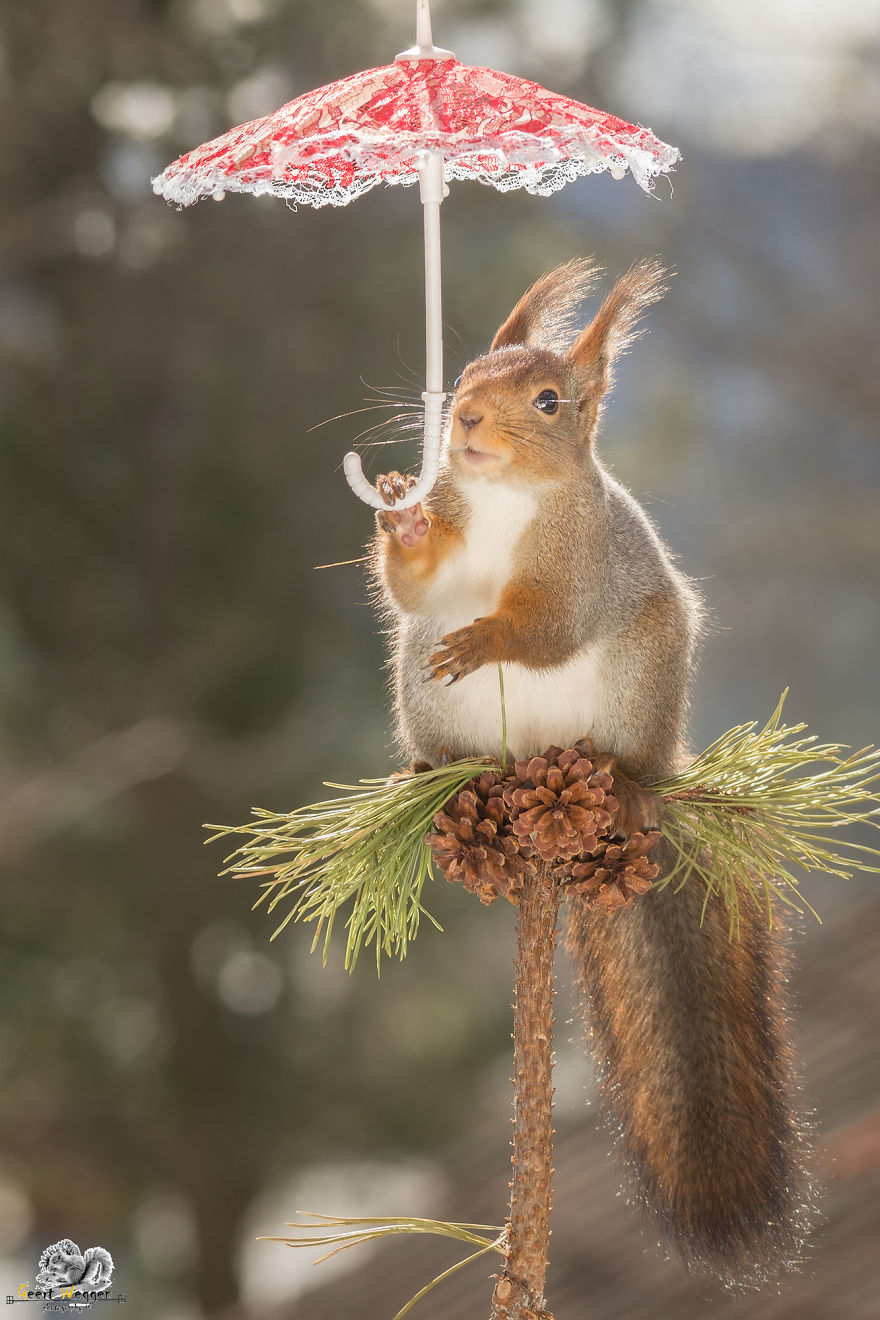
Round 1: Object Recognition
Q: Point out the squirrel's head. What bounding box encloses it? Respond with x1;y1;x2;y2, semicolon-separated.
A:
448;257;667;483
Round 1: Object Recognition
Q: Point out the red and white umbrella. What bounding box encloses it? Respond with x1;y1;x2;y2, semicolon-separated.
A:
153;0;680;509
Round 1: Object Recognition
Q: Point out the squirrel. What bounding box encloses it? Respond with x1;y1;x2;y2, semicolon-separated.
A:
370;257;814;1286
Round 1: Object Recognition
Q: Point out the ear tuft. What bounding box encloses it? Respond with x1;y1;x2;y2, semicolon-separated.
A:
566;259;669;431
491;257;603;354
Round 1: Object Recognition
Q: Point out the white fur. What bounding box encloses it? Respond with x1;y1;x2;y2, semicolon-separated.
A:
424;475;539;628
437;648;604;761
417;472;604;758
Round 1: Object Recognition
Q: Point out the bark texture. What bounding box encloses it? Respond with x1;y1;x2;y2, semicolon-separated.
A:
490;861;558;1320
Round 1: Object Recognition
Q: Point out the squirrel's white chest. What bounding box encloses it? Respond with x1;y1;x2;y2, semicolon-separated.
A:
435;651;604;761
426;480;537;628
412;476;604;759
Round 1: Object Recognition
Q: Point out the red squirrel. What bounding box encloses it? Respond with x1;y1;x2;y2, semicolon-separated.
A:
371;258;814;1285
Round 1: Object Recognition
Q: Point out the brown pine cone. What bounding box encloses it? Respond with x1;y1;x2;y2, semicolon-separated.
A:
563;830;662;911
427;770;535;906
505;746;619;863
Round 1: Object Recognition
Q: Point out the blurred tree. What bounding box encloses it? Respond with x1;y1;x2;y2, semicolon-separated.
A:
0;2;521;1315
0;1;878;1317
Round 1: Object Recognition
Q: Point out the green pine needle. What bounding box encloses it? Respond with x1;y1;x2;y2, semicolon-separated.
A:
205;758;497;972
206;691;880;968
651;690;880;935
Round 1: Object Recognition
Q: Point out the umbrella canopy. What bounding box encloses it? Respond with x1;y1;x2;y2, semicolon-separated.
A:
153;0;680;509
153;58;679;208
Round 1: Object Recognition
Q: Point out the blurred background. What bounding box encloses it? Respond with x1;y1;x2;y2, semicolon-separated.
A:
1;1;878;1317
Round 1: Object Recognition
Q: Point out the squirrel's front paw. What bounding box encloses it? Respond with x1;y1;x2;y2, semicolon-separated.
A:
426;618;500;684
375;472;430;548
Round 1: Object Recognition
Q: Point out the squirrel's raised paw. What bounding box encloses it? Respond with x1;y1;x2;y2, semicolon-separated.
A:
375;471;430;547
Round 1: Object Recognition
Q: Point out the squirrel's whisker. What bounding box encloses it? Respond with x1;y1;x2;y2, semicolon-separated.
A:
308;401;417;432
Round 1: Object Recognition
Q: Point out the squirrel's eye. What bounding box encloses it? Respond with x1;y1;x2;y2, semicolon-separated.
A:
453;374;463;390
534;389;559;415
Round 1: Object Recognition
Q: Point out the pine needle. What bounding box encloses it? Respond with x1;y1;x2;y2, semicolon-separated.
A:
652;691;880;934
259;1214;506;1320
206;692;880;965
389;1243;500;1320
498;663;508;772
205;758;497;972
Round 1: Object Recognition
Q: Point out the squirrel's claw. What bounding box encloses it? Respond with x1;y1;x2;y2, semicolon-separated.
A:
425;646;470;683
377;470;418;505
426;620;495;683
375;472;430;547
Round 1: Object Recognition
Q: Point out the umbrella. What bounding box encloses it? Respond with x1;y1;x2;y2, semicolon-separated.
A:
153;0;680;510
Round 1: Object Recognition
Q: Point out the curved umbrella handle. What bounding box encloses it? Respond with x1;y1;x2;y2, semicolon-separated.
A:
343;389;446;511
344;150;448;513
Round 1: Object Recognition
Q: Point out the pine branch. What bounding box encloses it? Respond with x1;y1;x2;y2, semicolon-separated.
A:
205;758;496;971
200;690;880;1318
652;691;880;934
206;693;880;971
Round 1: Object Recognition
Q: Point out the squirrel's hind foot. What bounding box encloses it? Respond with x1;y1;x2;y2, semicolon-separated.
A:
592;754;663;840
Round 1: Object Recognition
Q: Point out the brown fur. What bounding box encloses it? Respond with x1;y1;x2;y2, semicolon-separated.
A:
370;259;816;1282
491;256;602;354
566;848;815;1285
379;506;462;617
427;580;579;682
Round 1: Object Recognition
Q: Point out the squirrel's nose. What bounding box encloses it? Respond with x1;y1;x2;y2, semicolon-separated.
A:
457;411;483;432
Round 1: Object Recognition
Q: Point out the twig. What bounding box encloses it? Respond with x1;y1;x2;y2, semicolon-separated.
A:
491;861;558;1320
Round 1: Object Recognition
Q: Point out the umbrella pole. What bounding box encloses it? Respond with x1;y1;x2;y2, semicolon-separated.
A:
416;150;447;494
343;152;447;511
422;155;444;400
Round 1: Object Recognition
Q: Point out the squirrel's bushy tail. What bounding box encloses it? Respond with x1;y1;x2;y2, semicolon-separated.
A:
565;844;817;1287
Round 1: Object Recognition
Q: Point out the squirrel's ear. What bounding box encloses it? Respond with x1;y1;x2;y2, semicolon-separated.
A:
491;257;602;354
566;259;668;437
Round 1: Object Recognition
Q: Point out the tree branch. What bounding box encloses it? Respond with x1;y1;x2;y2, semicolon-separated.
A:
490;861;558;1320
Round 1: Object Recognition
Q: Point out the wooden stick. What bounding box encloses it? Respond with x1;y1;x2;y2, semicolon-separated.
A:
490;861;558;1320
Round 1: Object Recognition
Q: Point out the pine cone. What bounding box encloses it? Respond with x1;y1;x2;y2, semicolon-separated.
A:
563;830;662;911
427;770;535;906
505;746;619;863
